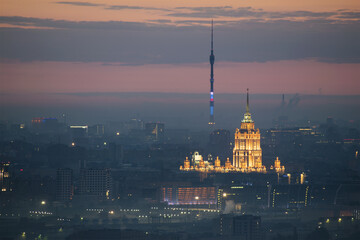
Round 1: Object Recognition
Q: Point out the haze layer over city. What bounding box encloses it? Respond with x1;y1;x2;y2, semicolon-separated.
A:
1;1;360;240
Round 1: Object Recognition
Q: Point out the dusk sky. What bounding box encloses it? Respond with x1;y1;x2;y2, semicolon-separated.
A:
1;0;360;127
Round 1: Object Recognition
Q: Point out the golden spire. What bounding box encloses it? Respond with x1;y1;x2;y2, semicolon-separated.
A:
242;88;254;123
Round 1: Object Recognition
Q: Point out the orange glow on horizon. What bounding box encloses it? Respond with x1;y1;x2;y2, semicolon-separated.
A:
1;0;359;23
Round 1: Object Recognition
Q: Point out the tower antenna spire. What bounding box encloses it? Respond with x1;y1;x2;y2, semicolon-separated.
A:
246;88;250;113
211;19;213;51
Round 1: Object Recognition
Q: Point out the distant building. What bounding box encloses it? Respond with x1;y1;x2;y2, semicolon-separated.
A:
0;162;11;192
124;118;144;132
88;124;105;136
69;125;88;138
56;168;73;201
31;117;63;133
269;157;285;174
191;151;203;165
165;128;190;144
145;123;165;142
78;168;112;200
271;184;310;208
220;214;262;240
109;143;124;166
219;185;269;211
161;186;217;206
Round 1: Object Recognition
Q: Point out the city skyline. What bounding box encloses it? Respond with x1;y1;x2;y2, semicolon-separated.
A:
1;1;360;102
2;1;360;128
1;2;360;239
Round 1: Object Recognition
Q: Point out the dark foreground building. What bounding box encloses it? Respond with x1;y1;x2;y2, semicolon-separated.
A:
220;214;262;240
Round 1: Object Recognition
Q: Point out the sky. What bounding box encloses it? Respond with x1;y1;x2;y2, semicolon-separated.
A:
1;1;360;128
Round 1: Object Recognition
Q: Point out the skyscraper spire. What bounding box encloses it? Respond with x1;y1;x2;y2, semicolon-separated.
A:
242;88;253;123
281;94;285;108
209;20;215;126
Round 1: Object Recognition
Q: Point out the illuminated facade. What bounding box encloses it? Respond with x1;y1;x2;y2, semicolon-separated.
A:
180;154;234;173
0;162;11;192
161;187;217;205
192;151;203;165
232;89;266;172
270;157;285;174
179;90;289;174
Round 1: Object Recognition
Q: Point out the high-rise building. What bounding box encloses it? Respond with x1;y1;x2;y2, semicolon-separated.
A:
31;117;63;134
233;89;266;173
0;161;11;192
145;123;164;142
56;168;73;201
209;20;215;126
270;157;285;174
79;168;112;200
220;214;262;240
109;143;124;166
191;151;203;165
88;124;105;136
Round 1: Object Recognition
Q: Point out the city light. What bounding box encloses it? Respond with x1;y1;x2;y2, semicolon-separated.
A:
1;2;358;238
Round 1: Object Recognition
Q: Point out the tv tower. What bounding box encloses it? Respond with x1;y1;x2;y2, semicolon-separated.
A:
209;20;215;126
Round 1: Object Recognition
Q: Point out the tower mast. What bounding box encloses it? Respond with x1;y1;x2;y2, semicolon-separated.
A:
209;20;215;126
246;88;249;113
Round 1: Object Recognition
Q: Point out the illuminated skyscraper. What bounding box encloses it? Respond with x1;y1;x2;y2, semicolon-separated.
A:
209;20;215;126
180;90;284;173
0;162;11;192
273;157;285;174
233;89;266;172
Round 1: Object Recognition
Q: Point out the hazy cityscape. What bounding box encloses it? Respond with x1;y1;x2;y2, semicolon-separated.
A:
1;1;360;240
